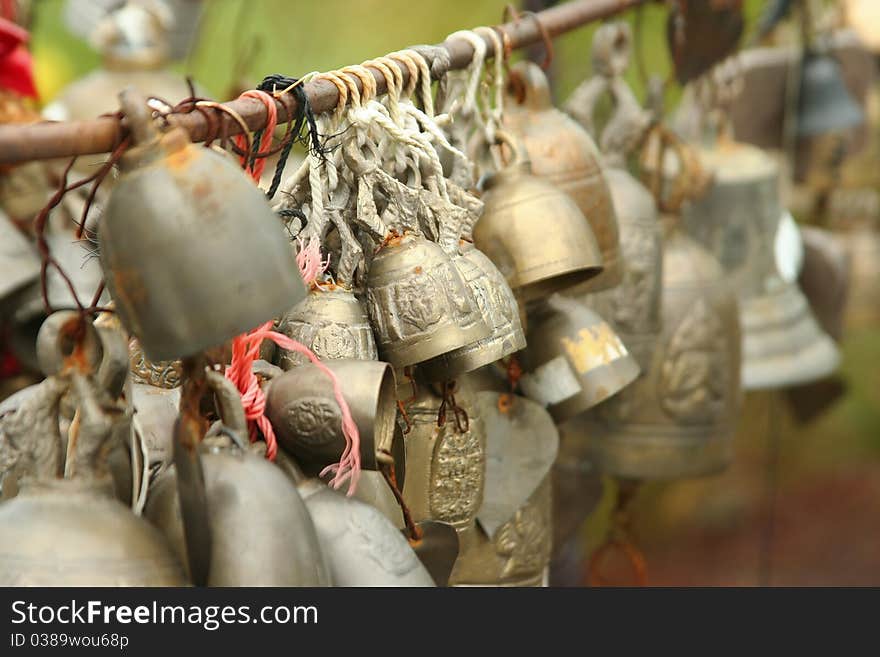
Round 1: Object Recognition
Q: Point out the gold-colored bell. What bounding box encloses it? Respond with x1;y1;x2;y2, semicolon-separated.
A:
275;285;378;369
519;294;640;422
683;140;839;388
365;232;489;367
506;61;622;291
473;135;603;303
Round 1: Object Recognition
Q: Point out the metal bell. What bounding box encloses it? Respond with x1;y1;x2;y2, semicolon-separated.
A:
0;210;39;306
583;216;742;479
683;141;839;388
519;294;640;422
275;454;434;587
265;359;405;482
99;89;305;361
400;376;485;533
473;140;603;303
506;61;622;291
275;285;378;369
419;243;526;382
365;232;488;367
144;373;330;586
796;50;865;138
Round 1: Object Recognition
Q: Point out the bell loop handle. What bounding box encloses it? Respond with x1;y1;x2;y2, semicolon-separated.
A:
203;369;249;450
506;59;552;111
118;87;160;147
638;124;711;214
591;21;632;79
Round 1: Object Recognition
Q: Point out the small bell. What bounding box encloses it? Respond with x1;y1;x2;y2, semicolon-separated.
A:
365;232;489;368
473;136;603;303
265;359;405;483
796;50;865;138
519;294;640;422
275;285;378;369
506;61;623;291
99;89;305;361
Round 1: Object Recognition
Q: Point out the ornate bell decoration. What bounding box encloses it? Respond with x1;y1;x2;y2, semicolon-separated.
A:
275;285;378;369
683;139;839;388
265;359;405;482
473;136;603;303
145;372;330;586
99;89;305;361
519;294;639;422
796;50;865;139
584;132;742;479
505;60;622;291
419;200;526;382
365;231;489;367
0;324;186;586
275;453;434;587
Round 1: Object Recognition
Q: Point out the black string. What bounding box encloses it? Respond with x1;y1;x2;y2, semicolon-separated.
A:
256;74;325;200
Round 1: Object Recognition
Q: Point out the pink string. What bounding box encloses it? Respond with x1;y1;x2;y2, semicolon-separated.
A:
296;237;330;286
234;89;278;182
225;321;362;494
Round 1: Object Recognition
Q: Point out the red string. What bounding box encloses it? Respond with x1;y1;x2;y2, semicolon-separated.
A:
234;89;278;181
225;321;362;494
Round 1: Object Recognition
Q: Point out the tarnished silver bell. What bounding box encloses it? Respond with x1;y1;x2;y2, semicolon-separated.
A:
519;294;640;422
275;285;378;369
419;242;526;382
683;140;839;388
274;453;434;587
100;89;305;361
365;232;489;367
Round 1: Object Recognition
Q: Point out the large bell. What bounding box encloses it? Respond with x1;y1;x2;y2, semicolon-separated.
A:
99;89;305;361
505;61;622;291
683;140;839;388
473;144;603;303
583;215;742;480
519;294;640;422
796;50;865;138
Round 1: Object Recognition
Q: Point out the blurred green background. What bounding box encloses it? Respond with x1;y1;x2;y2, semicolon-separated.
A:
25;0;880;585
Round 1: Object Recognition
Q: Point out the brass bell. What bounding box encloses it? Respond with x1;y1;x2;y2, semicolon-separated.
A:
145;371;330;586
99;89;305;361
275;285;378;369
584;213;742;480
265;359;405;483
505;60;623;291
519;294;640;422
418;202;526;381
365;232;488;367
796;50;865;138
473;136;603;303
683;140;839;388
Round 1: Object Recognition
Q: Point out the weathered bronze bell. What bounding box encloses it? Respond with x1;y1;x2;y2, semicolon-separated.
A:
583;215;742;479
265;359;405;482
276;285;378;369
519;294;639;422
473;144;603;303
683;140;839;388
505;61;622;291
365;232;488;367
99;89;305;361
419;241;526;382
145;373;330;586
796;50;865;139
275;453;434;587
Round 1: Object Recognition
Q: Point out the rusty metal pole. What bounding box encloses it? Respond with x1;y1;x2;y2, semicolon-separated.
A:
0;0;648;165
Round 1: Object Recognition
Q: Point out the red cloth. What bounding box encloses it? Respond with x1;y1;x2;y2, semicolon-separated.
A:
0;17;36;98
